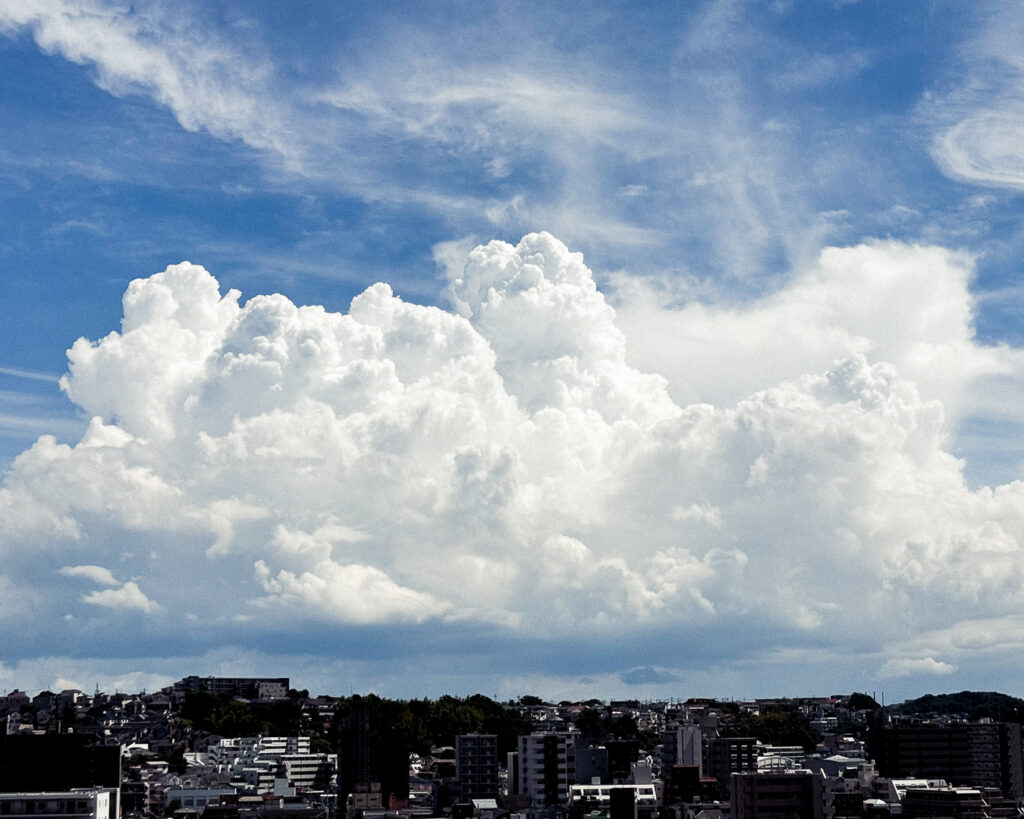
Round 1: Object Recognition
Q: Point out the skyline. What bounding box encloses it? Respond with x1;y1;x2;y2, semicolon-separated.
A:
4;1;1024;702
0;676;947;707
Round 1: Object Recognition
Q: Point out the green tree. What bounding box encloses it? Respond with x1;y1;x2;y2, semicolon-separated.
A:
180;692;267;737
722;706;820;752
848;692;879;711
165;744;188;775
332;693;532;759
252;697;304;735
575;708;609;743
611;714;640;741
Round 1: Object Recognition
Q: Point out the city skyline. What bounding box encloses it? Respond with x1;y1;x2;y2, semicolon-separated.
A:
3;2;1024;702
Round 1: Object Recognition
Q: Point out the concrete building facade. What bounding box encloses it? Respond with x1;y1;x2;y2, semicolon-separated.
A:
731;771;825;819
455;734;499;801
0;789;117;819
518;732;576;807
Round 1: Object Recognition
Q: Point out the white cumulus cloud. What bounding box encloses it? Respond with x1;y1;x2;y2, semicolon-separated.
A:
1;232;1024;689
877;657;958;679
59;564;119;586
82;581;160;614
254;558;449;624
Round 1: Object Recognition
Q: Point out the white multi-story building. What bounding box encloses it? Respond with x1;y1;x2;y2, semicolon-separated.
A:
0;789;116;819
661;724;702;775
253;737;311;758
281;754;335;791
165;787;237;810
209;736;312;768
518;732;576;807
234;762;278;794
569;782;658;810
207;736;333;794
173;677;289;701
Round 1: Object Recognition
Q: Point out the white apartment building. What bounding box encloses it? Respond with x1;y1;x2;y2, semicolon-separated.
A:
281;754;336;791
518;732;576;807
0;789;116;819
251;737;311;758
661;724;702;775
165;788;237;810
209;736;312;769
208;736;333;794
569;782;658;810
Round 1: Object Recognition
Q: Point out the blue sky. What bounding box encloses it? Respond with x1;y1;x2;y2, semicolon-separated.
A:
3;0;1024;701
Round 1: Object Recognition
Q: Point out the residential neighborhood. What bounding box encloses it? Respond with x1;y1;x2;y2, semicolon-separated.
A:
2;678;1023;819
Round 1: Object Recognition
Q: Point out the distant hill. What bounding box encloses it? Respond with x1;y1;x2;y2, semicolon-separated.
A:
889;691;1024;721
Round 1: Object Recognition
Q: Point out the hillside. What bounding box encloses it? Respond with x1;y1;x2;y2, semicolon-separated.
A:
889;691;1024;721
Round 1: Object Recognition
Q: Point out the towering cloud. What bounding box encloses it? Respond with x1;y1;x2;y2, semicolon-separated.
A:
1;233;1023;689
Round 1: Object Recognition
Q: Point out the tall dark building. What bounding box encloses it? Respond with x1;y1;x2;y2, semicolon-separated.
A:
871;722;1024;797
608;787;636;819
456;734;499;800
663;765;701;806
900;787;990;819
575;741;609;785
872;724;972;783
337;701;409;805
731;771;824;819
705;736;757;797
606;740;639;784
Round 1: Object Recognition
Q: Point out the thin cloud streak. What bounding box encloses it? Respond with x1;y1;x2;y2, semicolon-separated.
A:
0;366;61;383
926;0;1024;190
0;0;892;285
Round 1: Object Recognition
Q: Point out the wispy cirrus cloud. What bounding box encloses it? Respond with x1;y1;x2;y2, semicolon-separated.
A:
925;1;1024;190
0;0;296;165
0;366;61;383
0;0;893;283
